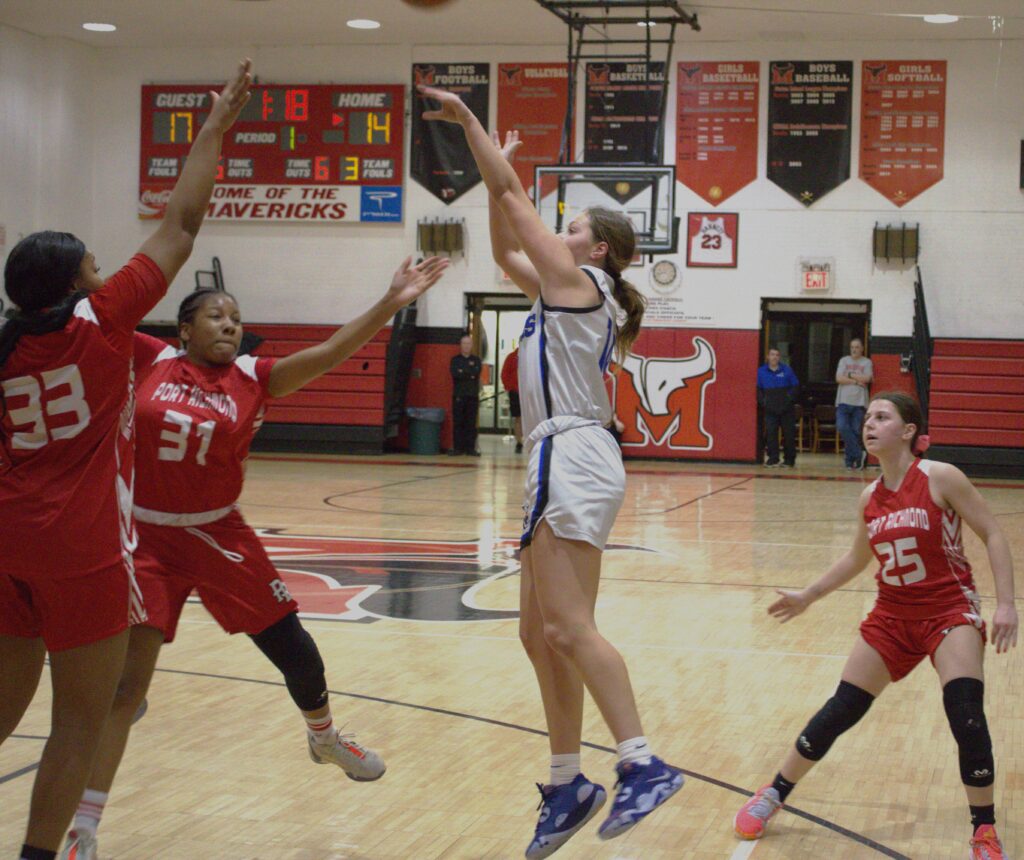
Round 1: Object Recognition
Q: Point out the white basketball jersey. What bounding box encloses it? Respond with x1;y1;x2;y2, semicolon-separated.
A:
518;266;621;446
689;216;733;265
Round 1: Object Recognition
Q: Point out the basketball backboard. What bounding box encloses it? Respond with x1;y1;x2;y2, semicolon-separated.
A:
534;164;677;254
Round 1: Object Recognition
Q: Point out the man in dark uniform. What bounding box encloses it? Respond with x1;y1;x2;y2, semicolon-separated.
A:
757;347;800;467
450;334;482;456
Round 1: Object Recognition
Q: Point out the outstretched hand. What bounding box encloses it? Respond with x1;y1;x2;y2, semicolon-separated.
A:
385;256;450;308
992;603;1019;654
418;85;472;124
491;129;523;163
768;589;813;623
206;59;254;133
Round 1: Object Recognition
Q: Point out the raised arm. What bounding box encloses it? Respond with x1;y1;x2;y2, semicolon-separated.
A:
486;131;540;300
769;487;876;622
267;257;448;398
419;86;588;300
932;463;1018;653
138;60;253;284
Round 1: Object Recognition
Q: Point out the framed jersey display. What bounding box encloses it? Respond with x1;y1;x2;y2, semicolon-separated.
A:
686;212;738;268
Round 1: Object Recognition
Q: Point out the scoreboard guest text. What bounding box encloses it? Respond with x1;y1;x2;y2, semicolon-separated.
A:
139;84;404;222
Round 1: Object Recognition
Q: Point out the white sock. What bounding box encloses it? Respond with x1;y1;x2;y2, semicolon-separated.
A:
304;711;336;745
549;753;581;786
72;789;108;836
616;736;653;767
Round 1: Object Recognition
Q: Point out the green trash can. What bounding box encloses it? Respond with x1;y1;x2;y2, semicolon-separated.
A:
407;407;445;455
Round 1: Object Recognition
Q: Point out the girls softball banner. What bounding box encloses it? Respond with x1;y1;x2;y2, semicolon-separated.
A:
860;60;947;207
767;61;852;206
411;64;490;204
497;63;570;200
675;62;759;205
584;62;666;164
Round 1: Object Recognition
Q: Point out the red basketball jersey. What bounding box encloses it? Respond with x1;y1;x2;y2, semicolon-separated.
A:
863;458;980;620
0;254;166;580
132;333;276;517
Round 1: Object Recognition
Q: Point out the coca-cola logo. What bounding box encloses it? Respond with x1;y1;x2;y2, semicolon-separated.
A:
140;189;172;205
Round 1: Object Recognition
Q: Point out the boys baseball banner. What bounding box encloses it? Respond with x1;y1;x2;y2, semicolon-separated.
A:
676;62;759;205
767;61;852;206
412;63;490;204
497;63;570;200
584;62;666;164
860;60;947;206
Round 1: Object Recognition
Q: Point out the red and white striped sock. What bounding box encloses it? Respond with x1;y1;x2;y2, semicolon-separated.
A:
72;789;108;836
304;711;335;745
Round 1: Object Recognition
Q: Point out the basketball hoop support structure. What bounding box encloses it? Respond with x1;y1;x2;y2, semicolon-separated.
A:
533;1;700;164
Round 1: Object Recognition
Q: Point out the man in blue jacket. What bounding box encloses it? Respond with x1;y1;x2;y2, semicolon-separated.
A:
757;347;800;467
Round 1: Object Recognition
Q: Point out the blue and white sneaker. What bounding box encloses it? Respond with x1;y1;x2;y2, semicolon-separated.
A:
597;756;684;840
525;773;607;858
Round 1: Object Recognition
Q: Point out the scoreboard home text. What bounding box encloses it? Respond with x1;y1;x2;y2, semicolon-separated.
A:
139;84;404;222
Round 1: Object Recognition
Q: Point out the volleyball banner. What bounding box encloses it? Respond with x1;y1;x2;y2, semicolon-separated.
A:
676;62;759;205
860;60;946;206
412;63;490;204
767;61;852;206
497;63;570;200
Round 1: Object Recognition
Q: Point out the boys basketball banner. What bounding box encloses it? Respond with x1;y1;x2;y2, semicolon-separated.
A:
767;61;852;206
584;62;666;164
497;63;570;200
412;64;489;204
860;60;947;206
676;62;759;205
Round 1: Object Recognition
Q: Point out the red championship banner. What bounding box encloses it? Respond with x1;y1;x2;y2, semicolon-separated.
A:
860;60;946;206
497;63;570;200
676;62;759;205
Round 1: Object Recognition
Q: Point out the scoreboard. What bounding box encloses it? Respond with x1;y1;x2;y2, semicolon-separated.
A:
139;83;404;222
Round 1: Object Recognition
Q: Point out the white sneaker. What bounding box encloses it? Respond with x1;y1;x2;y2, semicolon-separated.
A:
59;830;98;860
308;731;386;782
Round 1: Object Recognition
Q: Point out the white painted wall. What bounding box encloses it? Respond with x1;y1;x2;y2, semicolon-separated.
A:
3;24;1022;337
0;26;96;260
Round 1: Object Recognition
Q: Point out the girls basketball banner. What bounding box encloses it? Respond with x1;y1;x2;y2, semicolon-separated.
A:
767;61;852;206
860;60;947;207
675;62;759;205
497;63;570;200
584;62;666;164
411;63;490;204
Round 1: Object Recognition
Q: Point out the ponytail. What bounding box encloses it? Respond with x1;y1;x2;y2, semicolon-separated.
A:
608;270;646;364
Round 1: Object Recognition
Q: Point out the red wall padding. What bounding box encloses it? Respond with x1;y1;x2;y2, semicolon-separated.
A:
246;323;390;427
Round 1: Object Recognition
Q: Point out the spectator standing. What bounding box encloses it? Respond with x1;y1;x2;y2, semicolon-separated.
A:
757;348;800;467
501;347;523;453
450;334;481;456
835;338;873;469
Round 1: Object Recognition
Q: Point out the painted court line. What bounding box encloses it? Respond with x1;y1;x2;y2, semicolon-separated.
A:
729;841;759;860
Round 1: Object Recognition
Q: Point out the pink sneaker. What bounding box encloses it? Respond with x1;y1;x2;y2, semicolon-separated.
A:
734;785;783;840
970;824;1010;860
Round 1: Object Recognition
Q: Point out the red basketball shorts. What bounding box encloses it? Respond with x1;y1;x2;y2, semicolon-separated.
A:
860;607;987;682
0;564;138;652
133;509;298;643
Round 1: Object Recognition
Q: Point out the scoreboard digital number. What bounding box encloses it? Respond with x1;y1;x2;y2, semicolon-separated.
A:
139;84;404;222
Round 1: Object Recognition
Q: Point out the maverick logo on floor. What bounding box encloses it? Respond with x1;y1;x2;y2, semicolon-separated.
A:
185;532;653;623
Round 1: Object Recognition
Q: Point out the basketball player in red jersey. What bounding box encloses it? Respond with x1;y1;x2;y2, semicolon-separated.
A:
58;255;447;859
734;392;1017;859
0;61;252;860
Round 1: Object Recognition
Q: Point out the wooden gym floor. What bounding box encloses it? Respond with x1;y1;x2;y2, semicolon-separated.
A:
3;437;1022;859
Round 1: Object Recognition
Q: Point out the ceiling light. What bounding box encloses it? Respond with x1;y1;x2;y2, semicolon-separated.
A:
346;18;381;29
923;14;959;24
82;22;116;32
637;20;657;27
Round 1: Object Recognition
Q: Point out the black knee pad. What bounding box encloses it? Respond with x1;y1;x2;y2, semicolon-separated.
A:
943;677;994;787
795;681;875;761
249;613;328;711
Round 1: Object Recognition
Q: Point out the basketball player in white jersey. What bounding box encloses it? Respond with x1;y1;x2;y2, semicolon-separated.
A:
421;86;684;858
